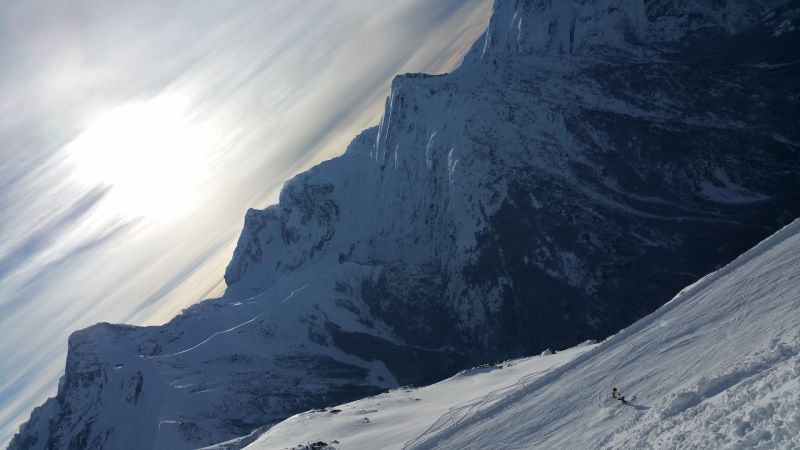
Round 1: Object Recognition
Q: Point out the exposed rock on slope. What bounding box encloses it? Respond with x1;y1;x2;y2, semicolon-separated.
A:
11;0;800;448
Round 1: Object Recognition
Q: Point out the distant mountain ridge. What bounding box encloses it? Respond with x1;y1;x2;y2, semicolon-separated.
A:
11;0;800;448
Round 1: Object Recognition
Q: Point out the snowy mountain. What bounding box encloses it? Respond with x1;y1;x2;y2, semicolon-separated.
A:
243;219;800;450
10;0;800;449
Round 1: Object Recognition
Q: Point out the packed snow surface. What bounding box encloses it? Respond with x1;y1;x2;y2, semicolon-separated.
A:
246;220;800;449
243;345;593;450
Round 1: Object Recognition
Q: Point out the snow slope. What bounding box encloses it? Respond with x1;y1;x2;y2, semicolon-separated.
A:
245;219;800;449
239;345;594;450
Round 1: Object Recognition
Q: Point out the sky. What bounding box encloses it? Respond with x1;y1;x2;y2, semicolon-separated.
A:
0;0;493;445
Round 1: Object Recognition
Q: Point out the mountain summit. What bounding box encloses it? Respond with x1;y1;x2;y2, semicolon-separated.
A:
11;1;799;448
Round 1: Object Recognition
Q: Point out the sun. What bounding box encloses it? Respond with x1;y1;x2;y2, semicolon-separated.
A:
65;96;218;220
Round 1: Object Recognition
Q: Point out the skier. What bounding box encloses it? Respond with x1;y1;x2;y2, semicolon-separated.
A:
611;387;627;404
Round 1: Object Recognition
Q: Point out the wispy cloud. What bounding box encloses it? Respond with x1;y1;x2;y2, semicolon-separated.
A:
0;185;109;281
0;0;492;445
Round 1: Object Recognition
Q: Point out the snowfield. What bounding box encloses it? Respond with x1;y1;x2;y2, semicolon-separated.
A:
244;220;800;450
237;345;594;450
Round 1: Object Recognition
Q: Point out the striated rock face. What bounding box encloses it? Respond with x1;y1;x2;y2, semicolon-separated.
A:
11;0;800;449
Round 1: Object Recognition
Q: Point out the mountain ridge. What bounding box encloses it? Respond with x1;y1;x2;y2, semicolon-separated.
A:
10;0;800;448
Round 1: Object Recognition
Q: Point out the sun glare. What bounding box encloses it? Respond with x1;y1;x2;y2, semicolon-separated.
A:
66;96;218;220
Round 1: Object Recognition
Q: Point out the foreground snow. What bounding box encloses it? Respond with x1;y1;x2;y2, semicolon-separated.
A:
245;219;800;449
241;345;594;450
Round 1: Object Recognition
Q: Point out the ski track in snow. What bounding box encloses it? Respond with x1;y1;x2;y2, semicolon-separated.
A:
279;283;309;304
155;284;309;358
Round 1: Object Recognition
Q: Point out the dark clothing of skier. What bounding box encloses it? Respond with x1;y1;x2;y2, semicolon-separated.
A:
612;387;627;404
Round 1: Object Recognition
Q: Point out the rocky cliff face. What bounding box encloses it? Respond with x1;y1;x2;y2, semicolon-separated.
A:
11;0;800;448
